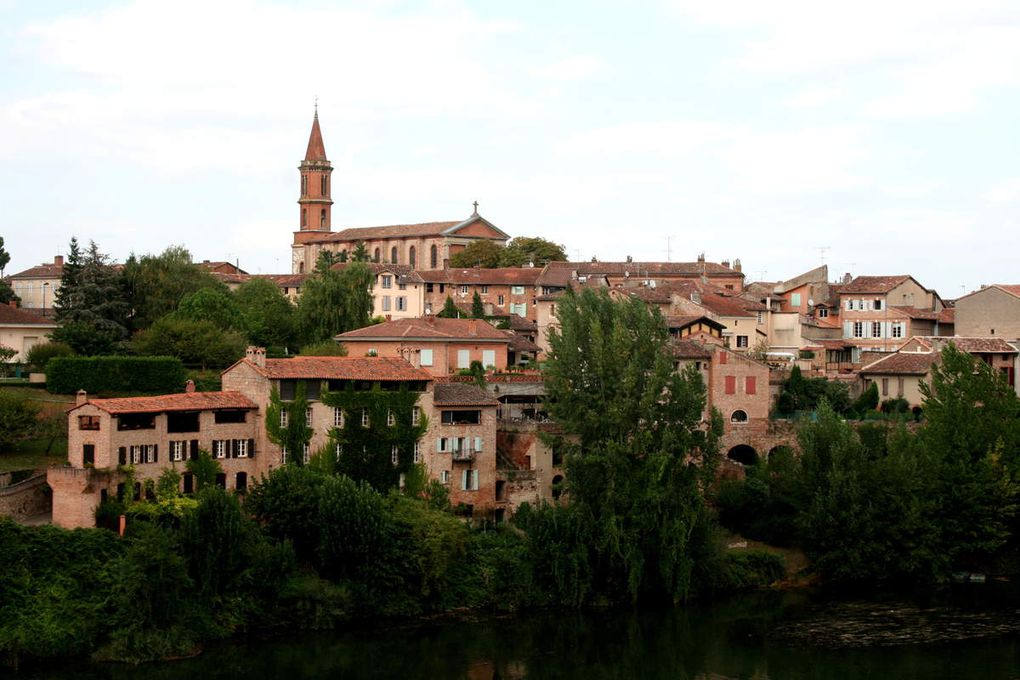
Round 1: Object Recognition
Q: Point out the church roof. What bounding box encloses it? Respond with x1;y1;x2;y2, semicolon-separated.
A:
304;214;511;244
304;112;327;162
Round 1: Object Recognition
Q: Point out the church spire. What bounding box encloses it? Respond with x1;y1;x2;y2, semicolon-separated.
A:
297;108;333;236
304;107;327;162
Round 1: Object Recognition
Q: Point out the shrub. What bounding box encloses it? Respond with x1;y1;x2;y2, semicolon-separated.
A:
45;356;186;394
25;342;75;372
706;550;786;590
0;391;38;449
880;397;910;414
299;340;348;356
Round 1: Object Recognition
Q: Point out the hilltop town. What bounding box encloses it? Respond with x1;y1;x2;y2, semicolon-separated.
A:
2;111;1018;530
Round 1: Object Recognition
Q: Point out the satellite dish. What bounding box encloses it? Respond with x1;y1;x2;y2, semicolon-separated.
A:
808;298;815;306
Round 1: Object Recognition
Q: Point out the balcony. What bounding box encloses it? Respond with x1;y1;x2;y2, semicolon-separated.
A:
451;449;475;462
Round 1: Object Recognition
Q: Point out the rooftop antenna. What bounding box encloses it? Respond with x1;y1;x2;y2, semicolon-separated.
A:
756;270;768;281
844;262;857;275
666;235;673;262
314;96;318;117
816;246;830;265
574;248;582;262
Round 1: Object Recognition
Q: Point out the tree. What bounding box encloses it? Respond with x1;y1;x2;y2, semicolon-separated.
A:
437;296;460;318
351;241;370;262
316;475;389;580
25;342;74;372
121;246;225;330
0;391;38;450
234;278;297;350
133;317;246;369
265;383;312;466
0;345;16;377
299;340;348;356
501;236;567;267
471;291;485;318
0;236;10;276
52;240;130;354
185;450;222;492
541;288;722;602
449;240;504;268
173;287;246;332
296;261;373;343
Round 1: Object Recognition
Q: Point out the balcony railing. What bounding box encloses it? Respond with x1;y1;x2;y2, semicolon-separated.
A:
451;449;475;462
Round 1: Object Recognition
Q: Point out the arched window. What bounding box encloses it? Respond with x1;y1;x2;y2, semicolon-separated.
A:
299;261;305;274
430;244;438;268
374;248;381;263
408;246;416;268
390;246;398;264
320;209;327;228
301;174;308;195
730;409;748;423
301;208;307;228
320;175;327;195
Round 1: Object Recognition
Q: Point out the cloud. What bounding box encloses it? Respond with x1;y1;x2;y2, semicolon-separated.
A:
556;120;736;156
984;178;1020;204
533;55;606;81
783;87;842;109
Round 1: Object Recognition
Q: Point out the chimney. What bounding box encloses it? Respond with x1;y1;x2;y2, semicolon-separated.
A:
245;346;267;368
733;258;742;273
843;273;852;284
76;390;88;406
697;252;705;263
185;379;196;393
721;260;730;269
54;255;64;267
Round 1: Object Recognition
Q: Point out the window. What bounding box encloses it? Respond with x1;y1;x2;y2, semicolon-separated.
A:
511;285;525;295
118;413;155;431
736;335;749;348
426;283;434;293
853;322;864;338
790;293;801;307
391;445;399;466
420;349;434;366
280;410;288;428
441;470;450;484
724;376;736;395
872;322;882;338
335;442;342;461
374;248;381;263
498;294;505;306
442;410;481;425
881;378;889;396
301;208;307;228
390;246;398;264
818;307;829;318
461;469;479;491
431;244;438;268
213;440;228;459
236;472;248;493
745;376;756;395
333;407;344;427
480;285;489;294
892;323;904;338
397;296;407;311
457;349;470;369
731;410;748;423
387;410;395;426
236;439;249;458
460;285;469;295
509;302;527;317
215;410;246;424
757;311;764;323
409;246;416;268
361;409;369;427
281;445;288;464
128;444;156;464
83;444;95;467
320;209;327;228
382;296;391;311
437;437;449;452
78;415;100;431
412;407;421;425
302;443;310;465
897;377;904;398
170;440;185;462
482;349;496;368
381;275;392;289
413;442;421;463
302;174;308;195
321;175;327;195
874;299;883;310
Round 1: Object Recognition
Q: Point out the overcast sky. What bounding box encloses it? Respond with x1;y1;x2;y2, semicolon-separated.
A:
3;0;1019;296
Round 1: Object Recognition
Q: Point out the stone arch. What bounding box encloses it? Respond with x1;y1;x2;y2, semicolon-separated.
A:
408;245;416;268
727;444;758;466
730;409;748;423
552;474;564;500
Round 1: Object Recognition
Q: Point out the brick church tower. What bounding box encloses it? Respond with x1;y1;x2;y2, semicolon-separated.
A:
292;109;333;273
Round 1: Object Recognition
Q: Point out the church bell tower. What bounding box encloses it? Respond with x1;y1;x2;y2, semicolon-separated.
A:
298;107;333;233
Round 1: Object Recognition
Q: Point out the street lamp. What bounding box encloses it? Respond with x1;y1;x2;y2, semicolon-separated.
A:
42;282;50;316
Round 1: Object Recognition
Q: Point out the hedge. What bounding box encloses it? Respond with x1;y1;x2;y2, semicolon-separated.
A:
45;356;187;394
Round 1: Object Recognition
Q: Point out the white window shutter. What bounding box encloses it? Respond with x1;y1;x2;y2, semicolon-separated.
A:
475;436;483;452
843;322;853;338
461;470;469;490
436;438;443;452
472;470;479;490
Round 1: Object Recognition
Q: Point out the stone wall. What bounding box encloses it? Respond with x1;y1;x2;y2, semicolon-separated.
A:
0;473;51;521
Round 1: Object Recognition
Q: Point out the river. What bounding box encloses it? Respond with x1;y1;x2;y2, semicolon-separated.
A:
20;585;1020;679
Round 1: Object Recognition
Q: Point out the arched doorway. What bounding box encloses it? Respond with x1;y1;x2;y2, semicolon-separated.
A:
727;444;758;466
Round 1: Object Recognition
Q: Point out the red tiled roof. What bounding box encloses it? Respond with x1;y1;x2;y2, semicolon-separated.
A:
0;305;58;326
508;333;541;353
918;336;1018;354
815;339;853;350
995;285;1020;298
303;214;511;244
77;391;256;415
840;275;913;294
416;267;543;285
253;274;308;288
666;314;725;330
536;260;742;288
508;316;537;332
252;356;432;381
331;262;424;283
860;351;937;375
433;383;498;406
337;317;512;342
6;263;63;279
890;306;942;321
672;339;712;359
939;308;955;323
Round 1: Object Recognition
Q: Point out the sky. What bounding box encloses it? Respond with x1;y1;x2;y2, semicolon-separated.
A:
2;0;1019;297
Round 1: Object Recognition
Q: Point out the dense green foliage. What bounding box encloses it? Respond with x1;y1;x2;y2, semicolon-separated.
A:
133;317;247;369
448;236;567;268
122;246;226;330
265;383;313;466
52;239;131;355
234;278;298;349
0;391;38;449
299;340;348;356
25;342;75;371
437;295;461;318
296;261;373;343
0;236;17;303
471;290;485;318
449;240;503;268
46;355;186;394
774;365;851;416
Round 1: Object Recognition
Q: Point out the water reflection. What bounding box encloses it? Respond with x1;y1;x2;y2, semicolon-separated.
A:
21;588;1020;680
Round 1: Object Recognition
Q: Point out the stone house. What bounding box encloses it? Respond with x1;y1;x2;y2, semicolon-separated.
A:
335;317;513;376
5;255;63;312
838;275;947;355
954;285;1020;339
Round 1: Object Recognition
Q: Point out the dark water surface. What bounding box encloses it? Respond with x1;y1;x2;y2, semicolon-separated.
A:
21;587;1020;679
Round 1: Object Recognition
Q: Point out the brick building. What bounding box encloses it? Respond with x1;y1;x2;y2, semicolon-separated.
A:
838;275;948;355
289;112;510;274
418;267;543;320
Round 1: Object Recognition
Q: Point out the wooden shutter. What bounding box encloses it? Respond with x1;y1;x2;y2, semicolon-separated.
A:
248;438;256;459
437;438;444;452
461;469;469;490
231;439;238;458
474;436;483;452
724;376;736;395
118;447;127;465
745;377;756;395
153;444;158;463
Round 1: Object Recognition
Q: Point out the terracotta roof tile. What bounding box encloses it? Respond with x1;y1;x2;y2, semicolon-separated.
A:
6;263;63;279
337;317;511;342
0;305;59;326
860;351;937;375
253;356;432;381
536;260;742;288
331;262;424;283
433;383;498;406
840;275;913;294
672;339;712;359
417;267;543;285
78;391;256;415
253;274;308;287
